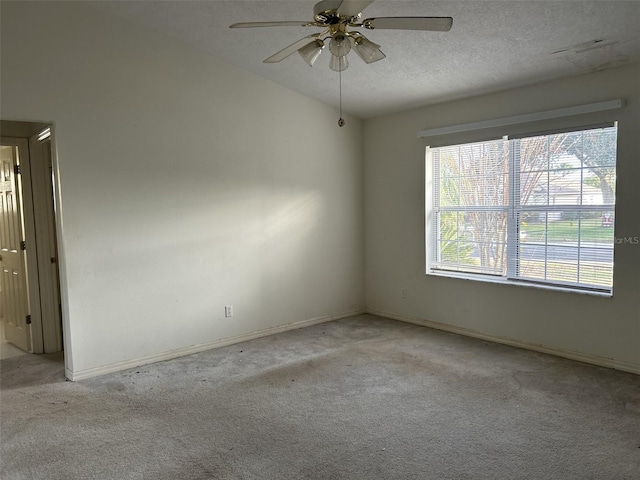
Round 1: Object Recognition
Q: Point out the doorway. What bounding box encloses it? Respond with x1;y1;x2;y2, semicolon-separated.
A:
0;120;63;359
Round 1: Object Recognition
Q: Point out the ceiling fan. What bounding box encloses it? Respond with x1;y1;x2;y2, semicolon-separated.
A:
229;0;453;72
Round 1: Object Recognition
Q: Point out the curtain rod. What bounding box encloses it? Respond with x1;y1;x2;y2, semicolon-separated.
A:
417;99;624;138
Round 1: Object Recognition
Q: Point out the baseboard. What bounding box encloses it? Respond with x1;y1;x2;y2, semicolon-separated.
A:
367;309;640;376
66;307;638;380
66;309;366;381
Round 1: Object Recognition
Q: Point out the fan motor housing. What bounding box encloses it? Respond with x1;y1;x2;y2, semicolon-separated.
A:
314;0;359;25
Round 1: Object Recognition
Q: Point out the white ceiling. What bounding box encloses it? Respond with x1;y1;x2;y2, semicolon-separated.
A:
96;0;640;119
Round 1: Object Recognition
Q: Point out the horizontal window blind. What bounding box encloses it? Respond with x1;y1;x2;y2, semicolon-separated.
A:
428;125;617;293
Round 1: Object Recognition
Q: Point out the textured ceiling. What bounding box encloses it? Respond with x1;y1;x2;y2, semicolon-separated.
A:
96;0;640;119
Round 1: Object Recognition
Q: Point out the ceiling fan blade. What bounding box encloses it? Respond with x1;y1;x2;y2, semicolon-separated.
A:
264;36;320;63
230;21;312;28
362;16;453;31
336;0;375;18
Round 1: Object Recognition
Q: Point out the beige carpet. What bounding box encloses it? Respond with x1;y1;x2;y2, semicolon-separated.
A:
1;314;639;479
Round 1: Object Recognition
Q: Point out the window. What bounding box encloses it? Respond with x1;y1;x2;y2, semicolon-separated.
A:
426;125;617;294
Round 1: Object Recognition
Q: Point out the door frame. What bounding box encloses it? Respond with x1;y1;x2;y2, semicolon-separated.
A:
29;131;63;352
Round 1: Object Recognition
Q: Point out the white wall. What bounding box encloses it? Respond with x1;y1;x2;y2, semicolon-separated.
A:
1;2;364;378
364;63;640;372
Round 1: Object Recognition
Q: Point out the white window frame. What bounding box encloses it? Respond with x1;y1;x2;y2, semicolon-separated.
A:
425;124;617;296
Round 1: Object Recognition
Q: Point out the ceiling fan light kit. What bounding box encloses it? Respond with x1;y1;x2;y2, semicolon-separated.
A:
330;54;349;72
230;0;452;125
329;33;352;57
353;36;385;64
298;39;325;66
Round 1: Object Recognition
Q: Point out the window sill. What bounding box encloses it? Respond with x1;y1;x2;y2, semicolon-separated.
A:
426;269;613;298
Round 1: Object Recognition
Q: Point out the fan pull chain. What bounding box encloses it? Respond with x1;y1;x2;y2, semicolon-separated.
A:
338;68;345;127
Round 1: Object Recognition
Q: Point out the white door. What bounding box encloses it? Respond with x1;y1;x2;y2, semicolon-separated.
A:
0;140;31;352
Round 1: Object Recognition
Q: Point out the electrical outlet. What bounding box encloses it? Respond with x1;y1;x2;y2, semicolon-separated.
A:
225;305;233;318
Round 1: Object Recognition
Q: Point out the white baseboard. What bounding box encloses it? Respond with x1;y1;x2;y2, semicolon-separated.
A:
367;309;640;376
66;309;366;381
66;308;638;380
